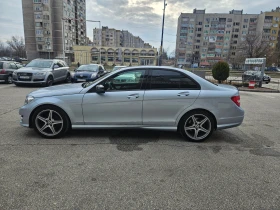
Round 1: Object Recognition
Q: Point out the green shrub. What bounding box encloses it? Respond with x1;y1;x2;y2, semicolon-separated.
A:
212;61;230;83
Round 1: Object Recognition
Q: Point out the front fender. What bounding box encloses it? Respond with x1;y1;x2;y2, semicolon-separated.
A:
26;95;84;126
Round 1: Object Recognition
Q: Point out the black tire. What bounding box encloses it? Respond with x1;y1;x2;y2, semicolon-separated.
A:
178;110;215;142
32;105;70;139
45;76;54;87
14;82;22;87
5;75;13;84
65;73;71;83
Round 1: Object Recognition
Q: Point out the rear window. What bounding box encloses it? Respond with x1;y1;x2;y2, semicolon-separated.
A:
0;62;3;69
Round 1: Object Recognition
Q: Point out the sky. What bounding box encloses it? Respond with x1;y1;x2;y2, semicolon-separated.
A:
0;0;279;54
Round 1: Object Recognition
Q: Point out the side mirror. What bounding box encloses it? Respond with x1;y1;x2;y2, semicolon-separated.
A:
53;64;59;70
96;85;105;94
74;69;77;72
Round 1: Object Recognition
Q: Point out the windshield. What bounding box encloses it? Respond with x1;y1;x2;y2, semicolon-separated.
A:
77;65;98;72
26;60;53;68
82;71;114;88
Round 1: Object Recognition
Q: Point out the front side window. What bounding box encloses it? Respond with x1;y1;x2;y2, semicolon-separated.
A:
99;70;146;91
148;70;200;90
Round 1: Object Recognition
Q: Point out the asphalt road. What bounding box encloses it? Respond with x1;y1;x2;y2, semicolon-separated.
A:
1;83;280;210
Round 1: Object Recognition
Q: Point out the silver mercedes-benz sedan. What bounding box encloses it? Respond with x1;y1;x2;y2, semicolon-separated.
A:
19;66;244;142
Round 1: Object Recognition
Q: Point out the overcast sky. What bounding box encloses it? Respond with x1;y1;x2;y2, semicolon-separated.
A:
0;0;279;53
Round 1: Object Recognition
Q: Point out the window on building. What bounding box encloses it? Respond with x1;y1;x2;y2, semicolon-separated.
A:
195;45;200;49
38;44;43;50
272;30;277;34
242;31;247;34
227;24;231;28
227;18;232;22
244;19;248;23
108;57;114;62
232;52;236;56
43;23;49;27
226;31;231;34
274;17;280;21
204;30;209;33
196;28;202;31
43;0;49;3
34;0;42;3
233;40;238;44
34;6;42;11
35;14;41;19
204;24;209;27
43;15;49;20
198;22;202;25
92;56;98;61
197;34;201;37
233;22;240;26
148;70;200;90
243;25;247;28
196;39;200;43
234;28;239;32
36;30;43;35
35;22;42;27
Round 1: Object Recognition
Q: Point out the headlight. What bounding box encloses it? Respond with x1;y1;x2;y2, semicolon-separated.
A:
34;72;47;76
24;96;34;105
91;73;97;78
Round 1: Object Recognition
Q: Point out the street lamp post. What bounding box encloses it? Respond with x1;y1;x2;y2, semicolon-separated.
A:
46;42;50;59
159;0;167;66
86;20;101;64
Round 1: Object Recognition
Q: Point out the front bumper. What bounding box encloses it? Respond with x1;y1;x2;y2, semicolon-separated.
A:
0;74;8;80
19;102;38;128
13;74;46;85
72;77;96;83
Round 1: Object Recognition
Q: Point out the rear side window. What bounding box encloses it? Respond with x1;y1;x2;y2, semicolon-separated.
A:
0;62;3;69
148;69;200;90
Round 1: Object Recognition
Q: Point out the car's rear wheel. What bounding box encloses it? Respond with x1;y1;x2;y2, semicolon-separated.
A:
32;105;70;138
179;110;215;142
45;76;53;87
5;75;13;84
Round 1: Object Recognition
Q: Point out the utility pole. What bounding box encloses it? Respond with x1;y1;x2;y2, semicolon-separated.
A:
159;0;167;66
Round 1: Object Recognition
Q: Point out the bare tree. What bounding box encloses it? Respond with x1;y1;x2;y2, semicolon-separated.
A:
0;40;12;57
6;36;26;58
235;32;274;66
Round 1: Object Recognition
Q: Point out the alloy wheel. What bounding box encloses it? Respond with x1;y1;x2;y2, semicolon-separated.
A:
35;109;64;137
7;76;13;84
184;114;211;141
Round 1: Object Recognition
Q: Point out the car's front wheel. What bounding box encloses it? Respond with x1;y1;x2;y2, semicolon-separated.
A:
5;75;13;84
45;76;54;87
179;110;215;142
32;105;70;138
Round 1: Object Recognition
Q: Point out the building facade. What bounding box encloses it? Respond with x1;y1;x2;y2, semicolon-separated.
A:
73;46;157;66
22;0;86;62
176;8;280;67
93;27;147;48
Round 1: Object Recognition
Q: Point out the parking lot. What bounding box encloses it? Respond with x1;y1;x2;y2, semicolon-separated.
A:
1;83;280;209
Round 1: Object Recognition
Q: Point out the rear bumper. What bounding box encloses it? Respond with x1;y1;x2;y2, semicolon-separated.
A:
217;115;244;130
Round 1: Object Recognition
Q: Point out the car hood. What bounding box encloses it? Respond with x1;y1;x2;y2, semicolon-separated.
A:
15;67;51;73
29;83;84;98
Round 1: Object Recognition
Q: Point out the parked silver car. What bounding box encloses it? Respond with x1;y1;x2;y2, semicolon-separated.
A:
13;59;71;86
19;66;244;142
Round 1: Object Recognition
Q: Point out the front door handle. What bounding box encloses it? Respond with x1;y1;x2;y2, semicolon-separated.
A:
177;92;190;97
127;94;139;99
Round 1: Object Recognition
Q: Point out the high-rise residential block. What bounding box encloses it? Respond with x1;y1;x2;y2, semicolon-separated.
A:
22;0;86;62
93;27;149;48
176;8;280;67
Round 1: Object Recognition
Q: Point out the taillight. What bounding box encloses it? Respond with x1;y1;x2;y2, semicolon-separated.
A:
0;69;5;74
231;95;240;107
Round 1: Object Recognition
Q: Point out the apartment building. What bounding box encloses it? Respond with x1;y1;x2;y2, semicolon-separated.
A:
176;8;279;66
22;0;86;61
93;27;147;48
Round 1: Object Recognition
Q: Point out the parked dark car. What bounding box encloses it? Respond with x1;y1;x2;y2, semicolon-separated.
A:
265;67;279;71
0;61;22;84
242;71;271;84
72;64;106;83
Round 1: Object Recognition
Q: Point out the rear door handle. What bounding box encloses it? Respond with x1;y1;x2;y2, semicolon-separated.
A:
127;94;139;99
177;92;190;97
